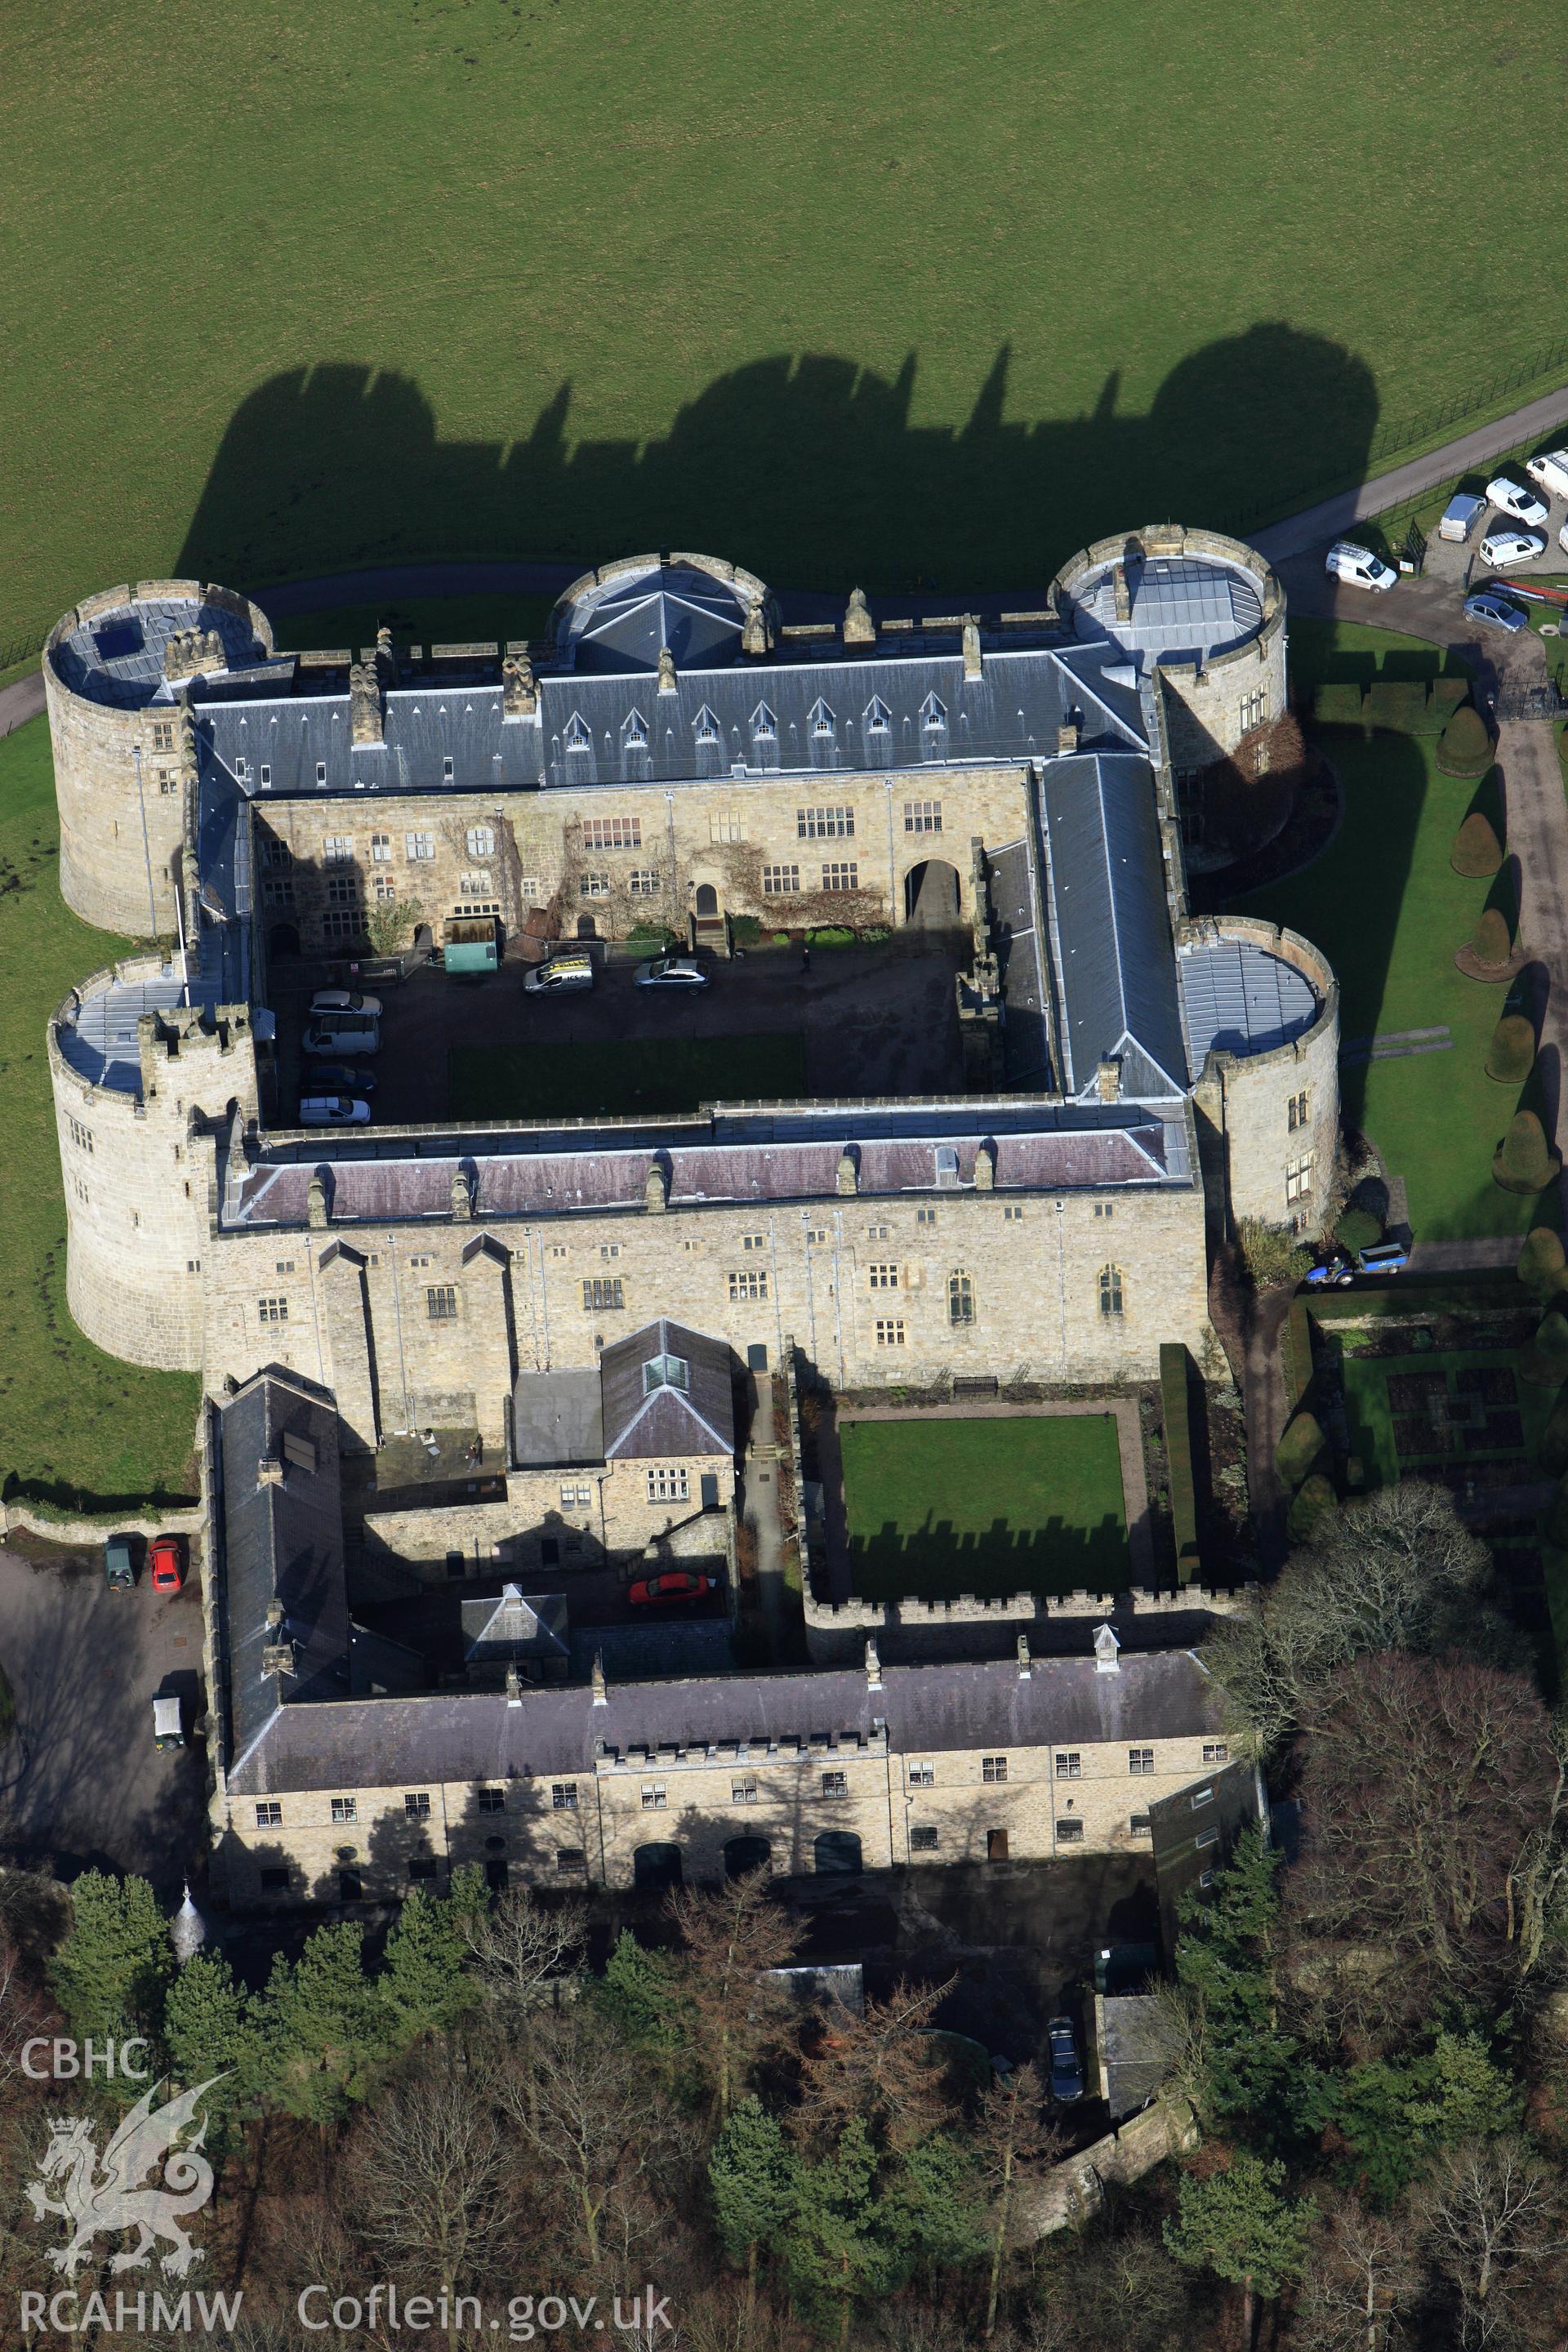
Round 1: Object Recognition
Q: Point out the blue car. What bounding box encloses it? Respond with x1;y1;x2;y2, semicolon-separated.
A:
1048;2016;1084;2103
1463;590;1526;635
305;1062;377;1096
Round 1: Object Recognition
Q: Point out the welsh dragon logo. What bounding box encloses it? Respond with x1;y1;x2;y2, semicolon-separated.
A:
26;2077;225;2278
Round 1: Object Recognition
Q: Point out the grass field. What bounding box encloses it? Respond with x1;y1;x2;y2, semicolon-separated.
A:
0;719;201;1511
839;1413;1128;1601
448;1031;808;1122
2;1;1568;657
1232;659;1545;1244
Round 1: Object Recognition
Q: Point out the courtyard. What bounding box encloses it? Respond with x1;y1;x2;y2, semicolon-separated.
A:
831;1407;1133;1603
270;929;968;1127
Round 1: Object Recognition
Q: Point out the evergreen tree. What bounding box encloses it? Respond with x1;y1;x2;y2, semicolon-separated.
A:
591;1928;688;2071
1323;2031;1525;2203
1164;2151;1314;2342
1174;1833;1316;2142
162;1951;256;2177
49;1871;174;2061
253;1921;385;2127
709;2094;800;2299
783;2118;898;2347
887;2129;989;2280
379;1886;476;2047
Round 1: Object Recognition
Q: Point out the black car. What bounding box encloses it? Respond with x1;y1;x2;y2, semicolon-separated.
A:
1048;2015;1085;2102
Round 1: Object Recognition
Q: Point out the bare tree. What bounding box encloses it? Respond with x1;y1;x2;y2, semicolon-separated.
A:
794;1975;958;2151
346;2048;511;2350
970;2064;1062;2337
463;1886;586;2024
499;2008;685;2269
1294;2193;1421;2352
665;1866;805;2123
1417;2138;1566;2350
1058;2221;1191;2352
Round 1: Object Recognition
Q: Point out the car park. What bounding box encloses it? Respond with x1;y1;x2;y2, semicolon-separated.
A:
1486;475;1551;529
1325;541;1398;592
299;1094;372;1127
311;989;383;1018
1525;449;1568;502
1356;1241;1409;1277
1478;528;1547;572
1463;590;1528;635
305;1062;377;1095
626;1570;719;1607
149;1535;185;1593
634;956;711;991
1439;491;1486;543
104;1534;136;1590
1048;2016;1085;2102
523;953;595;996
152;1694;185;1751
303;1019;380;1055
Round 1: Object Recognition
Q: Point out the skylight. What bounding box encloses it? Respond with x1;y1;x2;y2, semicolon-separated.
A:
643;1352;691;1396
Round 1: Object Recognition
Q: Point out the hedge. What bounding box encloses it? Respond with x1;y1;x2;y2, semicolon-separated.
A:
1539;1388;1568;1477
1159;1342;1203;1584
1366;679;1432;733
1287;1473;1336;1544
1432;676;1470;717
1437;702;1494;777
1276;1408;1325;1490
1452;812;1504;877
1336;1207;1382;1252
1545;1473;1568;1549
1485;1013;1535;1085
1314;682;1365;728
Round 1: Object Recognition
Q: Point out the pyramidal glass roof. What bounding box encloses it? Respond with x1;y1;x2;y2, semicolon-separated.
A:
1070;555;1263;666
566;565;749;674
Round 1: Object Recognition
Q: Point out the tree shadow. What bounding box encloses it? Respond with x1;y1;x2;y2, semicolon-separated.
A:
175;325;1379;601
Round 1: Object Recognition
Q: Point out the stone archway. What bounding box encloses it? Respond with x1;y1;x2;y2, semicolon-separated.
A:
903;858;961;927
813;1829;862;1875
633;1842;683;1891
724;1835;772;1880
694;882;719;917
268;920;301;959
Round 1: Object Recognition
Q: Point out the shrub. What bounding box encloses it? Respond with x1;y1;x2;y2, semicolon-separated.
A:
1546;1472;1568;1548
1288;1473;1336;1544
729;914;763;947
806;927;855;947
1436;702;1493;777
1494;1110;1561;1195
1366;679;1431;733
1472;905;1512;967
1539;1389;1568;1477
1432;676;1469;718
1519;1308;1568;1389
1275;1410;1325;1490
1486;1013;1536;1084
770;932;791;947
1451;811;1504;877
1517;1227;1566;1301
1238;1216;1311;1290
1313;681;1365;729
1335;1207;1382;1253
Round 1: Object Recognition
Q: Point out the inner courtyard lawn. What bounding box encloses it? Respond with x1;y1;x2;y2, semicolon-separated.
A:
2;0;1567;658
0;720;201;1512
1231;716;1542;1245
839;1413;1128;1601
448;1032;808;1122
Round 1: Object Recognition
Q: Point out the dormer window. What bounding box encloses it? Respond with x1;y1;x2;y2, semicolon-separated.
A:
643;1352;690;1396
564;714;591;752
751;702;777;741
809;699;835;738
622;710;648;749
693;706;721;746
921;693;947;731
864;697;891;734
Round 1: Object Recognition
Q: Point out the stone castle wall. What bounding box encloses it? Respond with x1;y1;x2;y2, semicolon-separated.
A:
1184;918;1340;1237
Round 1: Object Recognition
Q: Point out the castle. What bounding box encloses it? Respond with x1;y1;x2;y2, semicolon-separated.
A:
40;524;1325;1903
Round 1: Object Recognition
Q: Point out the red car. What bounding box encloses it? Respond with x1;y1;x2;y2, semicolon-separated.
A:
148;1535;185;1595
627;1570;718;1609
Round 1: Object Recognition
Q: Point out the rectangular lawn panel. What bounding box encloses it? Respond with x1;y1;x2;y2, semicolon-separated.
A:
449;1031;808;1121
840;1414;1128;1601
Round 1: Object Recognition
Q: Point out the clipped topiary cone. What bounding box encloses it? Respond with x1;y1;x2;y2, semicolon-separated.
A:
1517;1226;1566;1299
1274;1408;1325;1489
1494;1109;1561;1195
1436;702;1494;777
1287;1472;1335;1545
1486;1012;1535;1084
1472;905;1512;967
1451;810;1503;877
1520;1307;1568;1387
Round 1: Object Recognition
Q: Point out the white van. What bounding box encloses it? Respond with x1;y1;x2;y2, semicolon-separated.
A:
1325;541;1398;593
523;953;595;996
153;1695;185;1751
1525;449;1568;502
304;1015;380;1054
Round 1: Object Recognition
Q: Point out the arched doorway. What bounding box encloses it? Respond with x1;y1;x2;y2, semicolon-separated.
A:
693;883;719;917
813;1830;862;1876
633;1842;683;1891
903;859;961;927
724;1835;772;1880
267;920;301;960
577;914;599;940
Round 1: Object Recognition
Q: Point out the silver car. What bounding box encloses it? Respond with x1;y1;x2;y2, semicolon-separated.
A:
1463;590;1527;635
635;956;711;991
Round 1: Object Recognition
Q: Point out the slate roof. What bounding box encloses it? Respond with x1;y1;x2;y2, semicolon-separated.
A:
461;1585;571;1665
1064;552;1266;666
1178;937;1321;1067
50;595;270;710
599;1319;735;1459
557;563;752;673
215;1373;350;1775
1040;755;1188;1100
225;1649;1221;1796
512;1369;604;1467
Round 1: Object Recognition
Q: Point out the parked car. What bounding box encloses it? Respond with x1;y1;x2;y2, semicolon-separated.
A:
1356;1241;1410;1277
310;988;383;1018
1479;528;1547;572
104;1534;136;1590
1048;2016;1085;2103
1325;541;1398;592
1303;1250;1355;1288
1525;448;1568;502
635;956;711;991
148;1535;185;1594
152;1694;185;1751
626;1570;719;1608
299;1094;372;1127
305;1062;377;1096
523;953;595;996
1560;520;1568;558
1438;491;1486;543
1486;475;1550;529
1463;590;1529;635
303;1020;380;1056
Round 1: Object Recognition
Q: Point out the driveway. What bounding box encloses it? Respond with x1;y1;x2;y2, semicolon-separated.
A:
0;1532;209;1895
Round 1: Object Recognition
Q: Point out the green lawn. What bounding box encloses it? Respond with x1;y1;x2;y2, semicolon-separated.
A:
3;2;1568;657
448;1031;808;1121
1232;702;1544;1245
840;1414;1128;1601
0;720;202;1511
